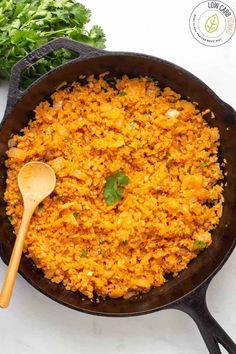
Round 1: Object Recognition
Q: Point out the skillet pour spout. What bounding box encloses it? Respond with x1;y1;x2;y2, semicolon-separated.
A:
0;38;235;354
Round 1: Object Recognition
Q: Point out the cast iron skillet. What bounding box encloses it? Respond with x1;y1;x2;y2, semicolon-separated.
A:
0;38;235;354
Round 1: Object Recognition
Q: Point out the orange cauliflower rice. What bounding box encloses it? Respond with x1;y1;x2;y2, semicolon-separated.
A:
5;74;223;299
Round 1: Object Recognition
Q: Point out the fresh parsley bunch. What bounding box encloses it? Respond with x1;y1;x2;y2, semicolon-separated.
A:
0;0;106;87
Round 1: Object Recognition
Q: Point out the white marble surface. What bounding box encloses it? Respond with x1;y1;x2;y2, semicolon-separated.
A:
0;1;235;353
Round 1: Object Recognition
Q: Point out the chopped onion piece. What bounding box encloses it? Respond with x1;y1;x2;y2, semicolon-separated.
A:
8;139;17;148
50;157;65;172
165;109;180;118
7;147;27;160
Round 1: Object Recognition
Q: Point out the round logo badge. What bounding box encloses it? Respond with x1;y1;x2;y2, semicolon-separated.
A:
189;1;236;46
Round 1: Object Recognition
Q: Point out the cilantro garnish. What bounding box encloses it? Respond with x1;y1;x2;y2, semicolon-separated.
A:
8;215;13;223
147;76;159;86
119;91;127;96
103;171;129;205
73;211;79;219
194;240;207;249
80;250;88;258
130;121;138;129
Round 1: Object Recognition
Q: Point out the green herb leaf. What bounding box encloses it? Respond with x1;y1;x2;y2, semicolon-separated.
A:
116;171;129;186
130;121;138;129
194;240;207;249
166;152;171;158
8;215;13;223
119;91;127;96
99;239;104;244
103;171;129;205
147;76;159;86
0;0;106;87
201;161;208;168
73;211;79;219
205;14;219;33
80;250;88;258
56;196;64;201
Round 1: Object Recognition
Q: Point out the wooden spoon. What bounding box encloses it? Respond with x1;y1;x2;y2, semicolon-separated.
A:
0;161;56;308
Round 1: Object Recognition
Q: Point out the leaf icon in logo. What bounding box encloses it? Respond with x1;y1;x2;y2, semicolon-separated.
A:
205;14;219;33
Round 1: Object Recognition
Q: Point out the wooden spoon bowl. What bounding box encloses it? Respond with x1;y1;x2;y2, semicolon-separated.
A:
0;161;56;308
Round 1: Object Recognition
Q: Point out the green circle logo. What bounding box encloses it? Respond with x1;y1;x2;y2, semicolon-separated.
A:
189;1;236;46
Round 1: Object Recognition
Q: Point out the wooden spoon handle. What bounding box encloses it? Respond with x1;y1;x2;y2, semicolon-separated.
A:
0;207;33;308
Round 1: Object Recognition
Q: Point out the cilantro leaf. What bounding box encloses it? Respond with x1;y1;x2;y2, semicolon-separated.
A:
130;121;138;129
8;215;13;223
103;171;130;205
146;76;159;86
73;211;79;219
116;171;129;186
193;240;207;249
119;91;127;96
80;250;88;258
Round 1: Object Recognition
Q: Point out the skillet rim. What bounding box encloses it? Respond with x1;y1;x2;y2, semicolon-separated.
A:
0;45;236;315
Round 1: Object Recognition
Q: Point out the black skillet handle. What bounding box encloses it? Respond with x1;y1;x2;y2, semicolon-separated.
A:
171;282;236;354
6;37;106;115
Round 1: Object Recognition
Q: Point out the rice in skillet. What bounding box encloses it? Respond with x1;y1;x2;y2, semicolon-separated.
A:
5;74;223;299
